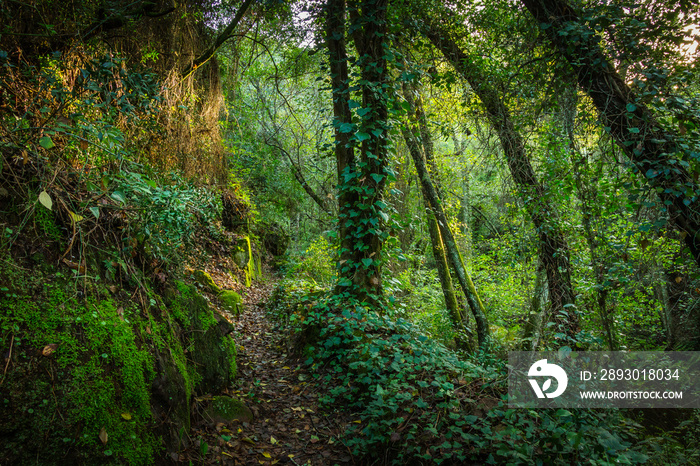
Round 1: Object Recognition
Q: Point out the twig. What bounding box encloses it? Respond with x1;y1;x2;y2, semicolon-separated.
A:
0;335;15;386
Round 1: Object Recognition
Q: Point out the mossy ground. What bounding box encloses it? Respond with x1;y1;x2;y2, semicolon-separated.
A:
0;255;237;465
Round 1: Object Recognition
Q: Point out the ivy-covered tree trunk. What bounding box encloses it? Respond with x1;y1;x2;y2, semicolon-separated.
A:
326;0;359;295
328;0;390;302
425;25;580;340
344;0;391;300
520;0;700;268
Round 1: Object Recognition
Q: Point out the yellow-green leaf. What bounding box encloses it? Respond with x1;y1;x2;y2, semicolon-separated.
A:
38;191;52;210
121;413;131;420
68;211;84;223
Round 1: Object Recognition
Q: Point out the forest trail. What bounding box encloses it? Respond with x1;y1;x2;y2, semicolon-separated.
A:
183;279;355;465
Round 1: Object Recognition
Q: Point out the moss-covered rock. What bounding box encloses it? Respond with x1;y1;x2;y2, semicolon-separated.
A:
233;236;254;287
0;260;238;465
220;290;243;315
203;396;254;424
165;282;237;394
0;264;159;465
193;269;222;295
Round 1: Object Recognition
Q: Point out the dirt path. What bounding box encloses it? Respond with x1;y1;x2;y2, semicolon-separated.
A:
183;280;355;465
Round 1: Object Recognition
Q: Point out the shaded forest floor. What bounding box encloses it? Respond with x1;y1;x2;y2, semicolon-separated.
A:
182;279;355;465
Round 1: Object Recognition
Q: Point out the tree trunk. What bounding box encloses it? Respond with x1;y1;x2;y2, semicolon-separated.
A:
425;24;580;340
327;0;390;301
522;260;547;350
520;0;700;268
400;86;464;344
326;0;361;297
401;101;491;347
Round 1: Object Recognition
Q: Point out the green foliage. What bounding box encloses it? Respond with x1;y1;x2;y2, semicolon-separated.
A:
114;170;221;267
287;235;337;286
271;285;646;464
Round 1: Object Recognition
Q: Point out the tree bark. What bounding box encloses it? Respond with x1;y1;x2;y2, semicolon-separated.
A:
425;24;580;339
520;0;700;268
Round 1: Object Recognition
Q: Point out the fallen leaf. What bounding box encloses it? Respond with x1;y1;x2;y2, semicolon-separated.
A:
68;211;83;224
42;344;59;356
99;427;108;444
262;451;271;458
270;436;277;444
38;191;52;210
121;413;131;420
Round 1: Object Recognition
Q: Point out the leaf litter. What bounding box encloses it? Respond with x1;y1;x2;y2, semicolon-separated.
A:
182;279;354;465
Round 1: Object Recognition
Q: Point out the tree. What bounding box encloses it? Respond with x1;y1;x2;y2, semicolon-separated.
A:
423;15;580;340
400;82;468;347
520;0;700;268
326;0;391;302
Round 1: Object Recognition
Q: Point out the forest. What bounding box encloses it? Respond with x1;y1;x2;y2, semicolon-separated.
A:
1;0;699;464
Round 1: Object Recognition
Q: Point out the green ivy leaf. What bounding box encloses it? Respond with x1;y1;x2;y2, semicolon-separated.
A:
339;123;354;133
39;136;55;149
361;258;373;267
356;132;370;142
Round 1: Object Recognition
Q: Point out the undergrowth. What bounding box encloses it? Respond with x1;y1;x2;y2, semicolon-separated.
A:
270;280;651;465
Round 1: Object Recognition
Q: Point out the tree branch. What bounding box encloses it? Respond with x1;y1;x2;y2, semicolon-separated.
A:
182;0;255;79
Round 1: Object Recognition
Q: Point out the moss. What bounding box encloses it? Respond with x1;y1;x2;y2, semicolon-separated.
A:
0;258;239;465
220;290;242;315
192;269;222;295
223;335;238;380
0;263;158;465
203;396;253;424
233;236;254;287
164;281;234;394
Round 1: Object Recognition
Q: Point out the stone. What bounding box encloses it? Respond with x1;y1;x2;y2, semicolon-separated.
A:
220;290;242;315
203;396;254;424
193;269;222;295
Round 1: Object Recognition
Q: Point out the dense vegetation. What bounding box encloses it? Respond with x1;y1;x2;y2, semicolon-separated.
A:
1;0;699;464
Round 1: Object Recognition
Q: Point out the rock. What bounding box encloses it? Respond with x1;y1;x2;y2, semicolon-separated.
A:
220;290;242;315
203;396;254;424
233;236;254;287
260;222;290;257
221;191;250;233
193;269;222;295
